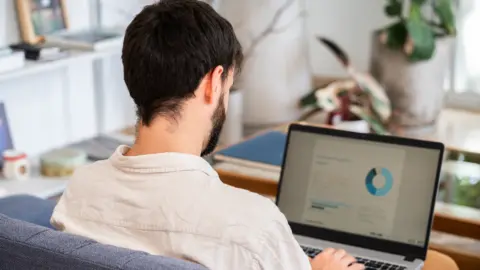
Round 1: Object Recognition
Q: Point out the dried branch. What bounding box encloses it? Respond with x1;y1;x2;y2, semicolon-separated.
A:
242;0;296;59
271;9;307;34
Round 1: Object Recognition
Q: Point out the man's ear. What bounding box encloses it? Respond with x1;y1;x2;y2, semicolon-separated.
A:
204;65;224;104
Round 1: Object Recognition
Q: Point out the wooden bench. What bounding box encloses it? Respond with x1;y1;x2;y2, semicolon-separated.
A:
430;202;480;270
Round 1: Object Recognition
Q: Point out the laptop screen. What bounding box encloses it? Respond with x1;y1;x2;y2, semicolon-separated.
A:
277;129;441;247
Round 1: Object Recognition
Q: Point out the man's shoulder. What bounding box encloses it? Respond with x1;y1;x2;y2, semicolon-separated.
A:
64;160;115;191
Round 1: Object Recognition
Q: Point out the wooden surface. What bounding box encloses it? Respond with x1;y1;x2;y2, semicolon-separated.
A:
433;202;480;241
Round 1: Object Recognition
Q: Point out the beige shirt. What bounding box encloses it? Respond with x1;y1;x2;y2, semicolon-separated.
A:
51;146;311;270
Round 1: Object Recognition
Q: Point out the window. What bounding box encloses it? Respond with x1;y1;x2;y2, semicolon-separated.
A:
446;0;480;110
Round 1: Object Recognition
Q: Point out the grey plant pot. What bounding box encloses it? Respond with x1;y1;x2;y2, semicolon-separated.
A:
370;35;452;136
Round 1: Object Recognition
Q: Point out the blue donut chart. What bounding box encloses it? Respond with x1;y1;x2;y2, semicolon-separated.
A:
365;167;393;196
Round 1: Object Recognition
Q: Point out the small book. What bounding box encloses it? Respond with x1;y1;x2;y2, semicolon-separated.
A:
214;131;287;172
45;29;123;51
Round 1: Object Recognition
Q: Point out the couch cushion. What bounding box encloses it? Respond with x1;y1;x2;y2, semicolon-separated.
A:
0;195;56;229
0;214;206;270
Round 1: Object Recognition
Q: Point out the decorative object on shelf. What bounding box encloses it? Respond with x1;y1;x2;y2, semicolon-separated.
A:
216;0;311;129
15;0;123;51
370;0;456;136
299;38;392;134
0;103;15;167
9;42;66;61
2;150;30;181
39;148;87;177
15;0;68;44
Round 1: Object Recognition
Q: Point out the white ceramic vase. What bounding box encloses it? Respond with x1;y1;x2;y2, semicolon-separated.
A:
219;90;243;146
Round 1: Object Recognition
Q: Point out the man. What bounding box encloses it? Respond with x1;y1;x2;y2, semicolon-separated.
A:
51;1;363;269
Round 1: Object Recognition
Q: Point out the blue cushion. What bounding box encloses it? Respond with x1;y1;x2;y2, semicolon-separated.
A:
0;195;56;229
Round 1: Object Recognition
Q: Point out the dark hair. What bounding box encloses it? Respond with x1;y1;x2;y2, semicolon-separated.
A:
122;0;243;126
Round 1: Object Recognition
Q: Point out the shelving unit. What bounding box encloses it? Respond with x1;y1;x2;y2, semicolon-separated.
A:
0;128;135;199
0;48;121;83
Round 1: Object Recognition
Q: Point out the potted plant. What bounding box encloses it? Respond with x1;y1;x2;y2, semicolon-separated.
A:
370;0;456;135
299;38;392;135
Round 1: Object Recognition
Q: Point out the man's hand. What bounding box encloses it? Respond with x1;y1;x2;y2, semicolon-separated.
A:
310;248;365;270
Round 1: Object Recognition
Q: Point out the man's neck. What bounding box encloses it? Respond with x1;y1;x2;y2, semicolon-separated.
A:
125;119;205;157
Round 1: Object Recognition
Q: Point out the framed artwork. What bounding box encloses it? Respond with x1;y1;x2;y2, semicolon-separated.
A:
15;0;69;44
0;103;14;167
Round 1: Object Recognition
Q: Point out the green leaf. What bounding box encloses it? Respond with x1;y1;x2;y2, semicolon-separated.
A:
383;21;408;49
434;0;456;35
350;106;390;135
299;90;318;108
406;17;435;62
409;1;424;20
384;0;403;17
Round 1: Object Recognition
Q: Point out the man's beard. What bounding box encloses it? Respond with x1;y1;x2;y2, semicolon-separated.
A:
201;94;226;156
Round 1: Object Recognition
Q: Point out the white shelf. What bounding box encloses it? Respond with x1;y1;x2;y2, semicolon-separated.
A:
0;160;70;199
0;129;135;199
0;48;121;83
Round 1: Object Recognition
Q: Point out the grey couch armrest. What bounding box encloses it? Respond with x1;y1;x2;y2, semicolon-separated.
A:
0;214;207;270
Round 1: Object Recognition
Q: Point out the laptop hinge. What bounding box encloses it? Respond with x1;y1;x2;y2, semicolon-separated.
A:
403;255;417;262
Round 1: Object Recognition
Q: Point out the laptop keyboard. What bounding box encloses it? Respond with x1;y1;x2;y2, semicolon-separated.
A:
301;245;407;270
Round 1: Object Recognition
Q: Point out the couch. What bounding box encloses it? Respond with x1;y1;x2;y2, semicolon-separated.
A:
0;195;207;270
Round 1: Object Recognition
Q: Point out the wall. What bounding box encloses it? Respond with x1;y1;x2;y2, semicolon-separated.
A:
305;0;390;77
0;0;387;156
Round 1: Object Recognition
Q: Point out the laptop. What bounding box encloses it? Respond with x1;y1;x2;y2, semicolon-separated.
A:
276;123;444;270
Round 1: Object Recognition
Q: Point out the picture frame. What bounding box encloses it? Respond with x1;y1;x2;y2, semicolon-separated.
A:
15;0;69;44
0;103;14;167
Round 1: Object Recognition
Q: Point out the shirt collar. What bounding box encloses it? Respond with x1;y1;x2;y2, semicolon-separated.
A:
109;145;218;178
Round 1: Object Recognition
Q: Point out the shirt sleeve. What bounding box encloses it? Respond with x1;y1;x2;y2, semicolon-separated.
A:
252;213;311;270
